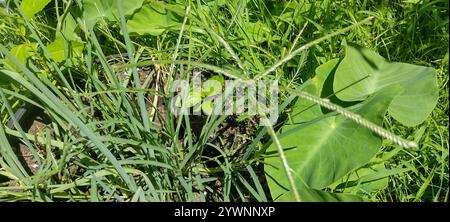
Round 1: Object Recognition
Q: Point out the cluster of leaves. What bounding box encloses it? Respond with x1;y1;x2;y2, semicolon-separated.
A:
265;43;438;201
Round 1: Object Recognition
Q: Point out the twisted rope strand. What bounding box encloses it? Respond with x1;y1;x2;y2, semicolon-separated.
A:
297;91;417;148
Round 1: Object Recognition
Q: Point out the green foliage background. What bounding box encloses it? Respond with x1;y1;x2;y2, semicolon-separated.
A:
0;0;448;202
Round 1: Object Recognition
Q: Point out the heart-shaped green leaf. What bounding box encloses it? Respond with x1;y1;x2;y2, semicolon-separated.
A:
1;43;36;89
333;163;390;196
3;43;38;72
58;14;82;42
201;100;214;115
202;75;224;97
46;38;84;63
83;0;145;28
328;158;411;197
127;3;182;36
20;0;51;19
333;43;438;126
186;90;202;108
265;59;397;200
276;185;368;202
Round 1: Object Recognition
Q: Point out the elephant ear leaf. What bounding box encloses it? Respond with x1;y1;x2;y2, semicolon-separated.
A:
276;185;369;202
83;0;145;28
264;59;398;201
127;3;182;36
46;38;84;63
333;43;438;126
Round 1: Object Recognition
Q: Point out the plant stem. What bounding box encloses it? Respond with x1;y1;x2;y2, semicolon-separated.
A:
262;117;301;202
254;16;375;80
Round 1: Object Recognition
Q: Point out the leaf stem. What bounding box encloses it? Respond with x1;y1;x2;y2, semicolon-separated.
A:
262;117;302;202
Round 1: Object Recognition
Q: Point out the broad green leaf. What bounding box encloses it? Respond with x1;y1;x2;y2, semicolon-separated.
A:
46;38;84;63
334;163;390;196
277;186;368;202
175;89;202;109
20;0;51;19
331;164;411;196
209;75;224;85
329;152;411;197
3;43;37;72
333;43;438;126
201;100;214;115
83;0;145;27
202;75;223;97
58;14;82;41
185;90;202;108
265;59;398;200
127;3;182;36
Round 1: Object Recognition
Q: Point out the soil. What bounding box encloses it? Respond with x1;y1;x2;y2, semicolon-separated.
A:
7;107;52;175
18;113;51;174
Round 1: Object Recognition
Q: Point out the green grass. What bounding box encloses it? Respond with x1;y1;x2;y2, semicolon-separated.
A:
0;0;448;202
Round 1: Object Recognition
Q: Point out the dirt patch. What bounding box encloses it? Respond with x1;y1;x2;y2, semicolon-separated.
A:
7;105;52;175
18;113;51;174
